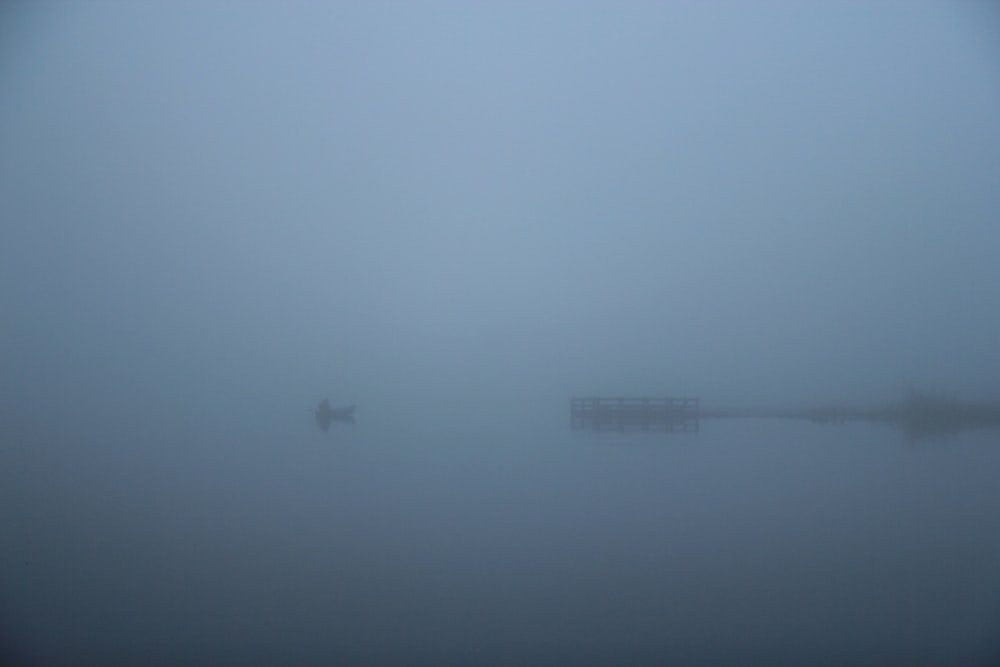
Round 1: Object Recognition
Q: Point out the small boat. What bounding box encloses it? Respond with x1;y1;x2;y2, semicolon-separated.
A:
314;399;356;431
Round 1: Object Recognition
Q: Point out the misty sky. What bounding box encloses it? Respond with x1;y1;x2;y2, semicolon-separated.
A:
2;2;1000;414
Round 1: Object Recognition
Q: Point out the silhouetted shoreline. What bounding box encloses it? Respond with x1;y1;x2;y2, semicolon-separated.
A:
702;390;1000;438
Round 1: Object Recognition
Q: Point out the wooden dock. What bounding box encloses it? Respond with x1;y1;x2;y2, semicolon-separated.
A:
570;397;700;432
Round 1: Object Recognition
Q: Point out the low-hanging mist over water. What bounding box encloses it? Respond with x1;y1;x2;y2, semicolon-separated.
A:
2;3;1000;666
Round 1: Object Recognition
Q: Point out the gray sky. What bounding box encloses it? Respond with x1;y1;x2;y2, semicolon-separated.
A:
2;2;1000;412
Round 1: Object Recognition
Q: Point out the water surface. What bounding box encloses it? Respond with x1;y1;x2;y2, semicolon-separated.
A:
3;408;999;666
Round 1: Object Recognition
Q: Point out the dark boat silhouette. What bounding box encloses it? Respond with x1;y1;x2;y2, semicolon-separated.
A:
314;399;356;431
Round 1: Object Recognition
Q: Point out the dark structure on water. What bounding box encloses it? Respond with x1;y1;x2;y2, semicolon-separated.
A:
314;399;356;432
571;396;700;432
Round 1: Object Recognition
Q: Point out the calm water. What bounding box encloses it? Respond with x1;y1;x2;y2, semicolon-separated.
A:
3;405;1000;666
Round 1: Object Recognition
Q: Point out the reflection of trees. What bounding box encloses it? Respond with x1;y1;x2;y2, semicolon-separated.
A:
896;388;1000;440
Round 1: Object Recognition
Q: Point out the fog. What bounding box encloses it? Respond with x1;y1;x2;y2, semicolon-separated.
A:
2;3;1000;666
